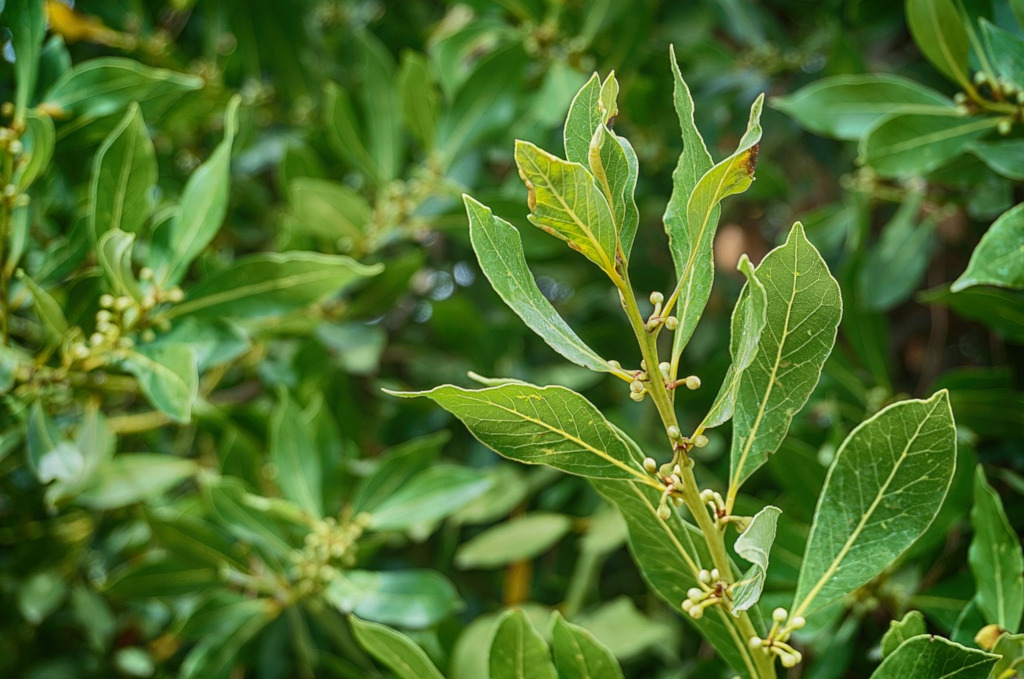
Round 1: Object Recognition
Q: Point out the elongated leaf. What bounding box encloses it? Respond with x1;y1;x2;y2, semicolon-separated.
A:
7;0;45;123
550;612;624;679
664;47;714;278
16;271;67;342
14;110;55;191
906;0;972;87
701;255;768;429
350;616;445;679
455;513;572;569
367;465;491;531
920;284;1024;344
167;252;381;319
465;196;617;374
325;569;461;629
592;480;762;678
288;178;371;244
564;73;602;165
103;557;219;600
120;343;198;423
351;432;449;515
78;455;199;510
146;511;248;572
179;599;280;679
860;113;999;178
489;609;557;679
387;383;650;482
969;466;1024;632
157;96;240;285
868;634;997;679
324;81;379;181
96;229;142;300
357;31;402;184
514;140;618;274
729;223;841;501
991;632;1024;678
397;51;439;151
670;93;763;359
792;391;956;616
270;390;322;518
731;505;781;615
952;203;1024;292
968;140;1024;180
773;74;954;140
89;103;156;239
981;19;1024;89
26;402;82;485
880;611;927;658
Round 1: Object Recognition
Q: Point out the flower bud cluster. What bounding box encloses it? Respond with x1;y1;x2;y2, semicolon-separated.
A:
653;460;685;520
644;291;678;332
700;488;728;524
747;607;806;668
681;568;725;619
291;513;370;595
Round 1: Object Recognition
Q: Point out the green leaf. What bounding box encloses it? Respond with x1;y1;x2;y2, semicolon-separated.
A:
96;229;142;300
397;51;439;151
367;465;491;532
104;557;219;600
179;598;280;679
387;383;651;482
14;110;55;191
669;92;763;360
488;609;558;679
514;140;618;274
951;203;1024;292
969;466;1024;632
729;223;841;501
773;74;954;140
157;96;240;285
18;571;66;625
325;569;461;629
46;406;115;507
701;255;768;429
564;73;603;166
356;31;402;184
26;402;82;485
269;390;323;518
120;343;198;423
906;0;972;87
324;81;381;183
15;270;68;342
465;196;618;374
731;505;781;615
588;83;640;258
792;391;956;617
287;178;371;246
350;616;445;679
880;611;927;659
167;252;381;319
967;140;1024;181
592;480;762;678
868;634;997;678
43;57;203;123
89;103;156;239
859;185;937;310
990;632;1024;679
6;0;45;123
454;513;572;569
78;455;199;510
860;113;1000;178
550;612;625;679
920;284;1024;344
980;19;1024;90
351;432;449;515
146;511;248;572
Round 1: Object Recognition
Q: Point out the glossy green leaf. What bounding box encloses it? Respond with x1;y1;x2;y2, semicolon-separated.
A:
168;252;381;319
18;571;66;625
6;0;45;123
324;81;381;183
592;480;762;678
564;73;602;165
670;92;763;359
104;557;219;600
968;140;1024;181
489;609;557;679
43;57;203;122
350;616;445;679
287;178;371;245
14;110;55;191
906;0;972;87
46;406;114;507
157;96;240;285
701;255;768;429
731;505;781;615
952;203;1024;292
773;74;954;140
357;31;402;183
367;465;491;531
969;466;1024;632
26;402;82;485
465;196;617;374
792;391;956;617
269;390;323;518
920;284;1024;344
868;634;997;678
78;455;199;510
550;612;624;679
15;271;67;342
148;317;250;372
325;569;461;629
860;113;1000;178
89;103;156;239
120;343;198;423
96;229;142;300
729;223;841;501
880;611;927;658
351;432;449;515
980;19;1024;89
397;51;439;151
514;140;618;274
990;632;1024;679
388;383;651;482
146;511;248;572
179;598;280;679
454;513;572;569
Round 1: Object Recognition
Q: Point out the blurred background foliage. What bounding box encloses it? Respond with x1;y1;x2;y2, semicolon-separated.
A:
0;0;1021;677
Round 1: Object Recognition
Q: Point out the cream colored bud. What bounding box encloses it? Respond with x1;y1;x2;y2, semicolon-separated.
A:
89;333;105;346
649;291;664;305
643;457;657;473
685;375;701;390
100;294;115;308
608;360;621;369
73;344;90;360
748;636;762;650
790;616;806;630
139;267;154;281
693;434;709;448
772;607;788;623
629;391;645;402
666;425;681;440
710;568;719;580
664;316;678;330
656;504;672;520
114;296;133;311
687;587;703;602
167;287;185;302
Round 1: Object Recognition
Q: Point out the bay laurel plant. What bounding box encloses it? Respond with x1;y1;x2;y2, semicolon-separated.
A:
391;54;992;678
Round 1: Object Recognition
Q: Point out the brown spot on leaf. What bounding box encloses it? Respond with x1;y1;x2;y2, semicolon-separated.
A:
517;167;537;212
745;143;759;176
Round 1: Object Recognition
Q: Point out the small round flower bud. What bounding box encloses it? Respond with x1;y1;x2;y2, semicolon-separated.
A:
630;379;644;393
748;636;762;650
139;267;154;281
629;391;645;402
666;425;681;440
710;568;719;580
639;359;647;371
698;569;712;584
664;316;678;330
690;607;703;619
790;616;806;630
89;332;105;346
780;653;798;668
73;344;90;360
608;360;621;369
687;587;703;602
100;294;115;308
685;375;701;390
693;434;709;448
682;599;693;611
974;71;987;85
649;291;664;305
167;287;185;302
998;118;1013;135
114;296;133;311
643;457;657;473
8;140;22;155
119;336;135;349
656;504;672;520
141;329;156;343
772;607;788;623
